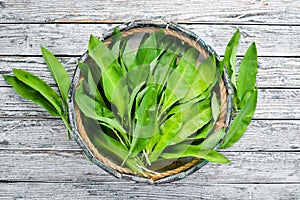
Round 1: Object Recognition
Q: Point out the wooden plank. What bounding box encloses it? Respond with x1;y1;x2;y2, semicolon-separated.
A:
1;0;300;24
0;56;77;86
0;151;299;184
0;24;299;57
1;56;300;88
1;182;299;200
0;119;76;150
1;119;299;151
1;87;299;119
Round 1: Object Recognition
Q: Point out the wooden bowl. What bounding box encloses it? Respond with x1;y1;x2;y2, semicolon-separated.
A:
68;20;234;184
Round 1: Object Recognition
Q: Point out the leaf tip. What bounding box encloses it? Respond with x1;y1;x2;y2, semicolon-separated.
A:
12;68;21;74
2;74;12;83
88;34;101;51
40;46;50;55
113;27;121;35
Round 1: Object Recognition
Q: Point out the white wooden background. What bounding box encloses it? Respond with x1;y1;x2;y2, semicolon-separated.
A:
0;1;300;199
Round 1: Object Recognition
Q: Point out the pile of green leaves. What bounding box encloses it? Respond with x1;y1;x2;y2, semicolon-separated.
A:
3;27;258;175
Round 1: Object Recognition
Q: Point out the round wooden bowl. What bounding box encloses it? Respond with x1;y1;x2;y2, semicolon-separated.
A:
68;20;234;184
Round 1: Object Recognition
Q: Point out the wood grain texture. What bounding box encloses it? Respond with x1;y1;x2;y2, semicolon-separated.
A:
1;119;299;151
0;24;299;56
1;182;299;200
1;87;299;119
1;0;299;198
1;56;300;88
0;150;299;184
1;0;300;25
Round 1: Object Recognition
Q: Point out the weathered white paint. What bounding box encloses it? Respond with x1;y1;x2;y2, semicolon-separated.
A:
0;0;299;198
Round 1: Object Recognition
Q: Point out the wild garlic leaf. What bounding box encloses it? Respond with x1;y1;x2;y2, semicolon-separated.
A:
76;89;129;143
171;97;212;144
3;75;59;116
223;29;240;88
120;37;135;71
12;68;64;116
154;29;166;54
127;64;150;92
165;88;211;120
192;122;214;139
161;144;230;164
125;32;162;91
78;60;102;89
124;84;160;164
220;89;258;149
181;55;217;103
237;42;258;103
134;32;158;68
121;51;135;72
151;49;178;95
201;129;225;150
149;112;182;162
111;75;130;122
88;35;123;100
211;91;221;122
88;35;130;121
78;62;89;80
127;81;146;127
201;150;230;164
110;39;122;60
78;62;106;106
75;81;129;142
82;115;143;174
161;48;199;112
132;85;159;144
41;47;70;110
108;28;122;50
75;82;114;119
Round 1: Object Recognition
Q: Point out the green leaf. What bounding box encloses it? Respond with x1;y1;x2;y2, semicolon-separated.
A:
41;47;70;110
75;82;130;144
151;50;178;95
134;32;158;68
75;81;113;119
132;85;159;145
161;144;230;164
220;89;258;149
171;97;212;144
211;91;221;122
88;35;118;71
122;84;160;164
111;75;130;122
161;48;199;112
12;68;64;116
108;28;122;50
81;115;143;174
76;89;129;145
192;122;214;139
223;29;240;88
120;38;135;71
201;150;230;164
78;62;89;80
78;62;106;106
127;81;146;128
3;75;59;116
165;88;211;120
149;112;182;162
88;35;123;98
181;55;217;103
127;64;150;92
237;42;258;103
201;129;225;150
88;35;130;120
